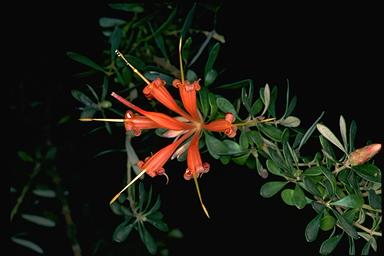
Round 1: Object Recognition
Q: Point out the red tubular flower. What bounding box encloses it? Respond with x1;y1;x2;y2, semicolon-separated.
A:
173;79;201;121
111;92;193;131
143;78;191;119
124;111;162;136
203;113;237;138
184;131;210;180
137;131;193;177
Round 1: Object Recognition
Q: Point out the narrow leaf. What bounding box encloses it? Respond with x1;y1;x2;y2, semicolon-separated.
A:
205;42;220;76
339;115;348;151
21;214;55;227
108;3;144;13
32;189;56;198
293;184;307;209
67;52;105;73
297;111;324;151
113;222;134;242
11;237;43;254
260;84;270;116
317;123;347;154
181;3;197;38
17;151;34;162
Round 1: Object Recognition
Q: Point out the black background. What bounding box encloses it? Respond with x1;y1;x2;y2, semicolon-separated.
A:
11;1;382;255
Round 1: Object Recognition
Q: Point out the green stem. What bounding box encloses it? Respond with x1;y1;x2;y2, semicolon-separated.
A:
10;162;41;222
234;117;276;127
353;222;382;237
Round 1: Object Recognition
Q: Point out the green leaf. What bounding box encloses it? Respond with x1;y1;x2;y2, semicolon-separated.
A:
259;124;283;142
222;140;243;155
11;237;43;254
267;86;277;116
349;120;357;152
204;69;218;86
330;194;363;209
139;223;157;255
361;240;371;255
151;26;168;59
260;84;270;116
281;189;295;206
168;228;183;239
352;164;381;183
232;152;250;165
99;17;126;28
199;87;209;118
216;97;238;118
113;221;134;242
205;42;220;76
358;232;378;252
110;26;122;58
32;189;56;198
147;218;169;232
182;37;193;63
21;214;55;227
204;133;228;159
303;176;321;197
339;115;348;151
260;181;288;198
239;131;249;149
305;212;323;242
108;3;144;13
279;116;301;127
303;166;323;176
215;79;253;90
320;166;336;195
67;52;105;73
208;92;218;120
17;151;34;162
186;69;197;82
297;111;324;151
348;236;356;255
150;8;177;39
144;71;173;86
368;189;381;209
332;209;359;239
248;130;264;149
241;81;254;114
293;184;307;209
250;98;263;116
317;123;347;154
266;159;284;177
319;233;343;255
181;3;197;38
320;214;336;231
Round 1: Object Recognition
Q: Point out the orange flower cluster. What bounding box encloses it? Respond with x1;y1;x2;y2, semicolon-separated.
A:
111;77;237;180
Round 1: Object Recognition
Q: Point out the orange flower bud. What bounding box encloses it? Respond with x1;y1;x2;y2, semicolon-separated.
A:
346;143;381;166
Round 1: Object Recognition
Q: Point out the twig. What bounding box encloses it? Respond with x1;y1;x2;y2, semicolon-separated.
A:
11;162;41;222
52;170;82;256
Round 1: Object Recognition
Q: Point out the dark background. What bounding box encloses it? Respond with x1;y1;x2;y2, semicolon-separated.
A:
12;1;382;255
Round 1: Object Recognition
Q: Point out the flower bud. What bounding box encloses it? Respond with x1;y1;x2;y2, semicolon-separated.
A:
346;143;381;166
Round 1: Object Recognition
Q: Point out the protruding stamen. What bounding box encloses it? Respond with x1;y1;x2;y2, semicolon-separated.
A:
178;37;185;84
79;118;125;122
193;174;210;219
109;169;147;205
115;49;150;85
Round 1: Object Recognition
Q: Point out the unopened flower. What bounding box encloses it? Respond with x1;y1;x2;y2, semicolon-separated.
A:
345;143;381;166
